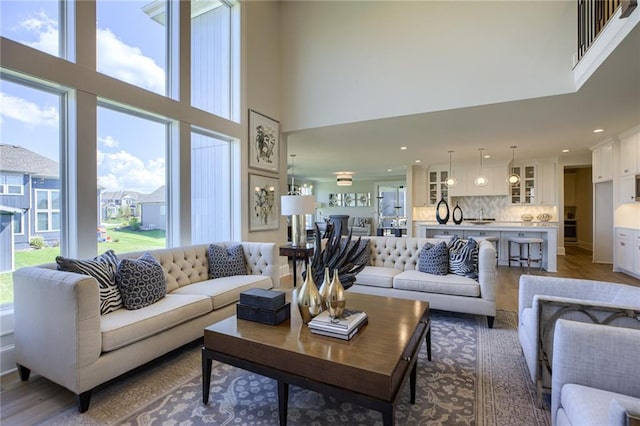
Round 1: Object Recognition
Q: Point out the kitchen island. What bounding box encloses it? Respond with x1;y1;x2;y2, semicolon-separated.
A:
416;222;558;272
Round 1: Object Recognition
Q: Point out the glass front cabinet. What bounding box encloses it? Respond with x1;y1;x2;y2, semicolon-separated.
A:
510;164;536;204
428;168;449;206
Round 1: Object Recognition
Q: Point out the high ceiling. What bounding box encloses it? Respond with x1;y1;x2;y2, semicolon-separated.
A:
287;23;640;182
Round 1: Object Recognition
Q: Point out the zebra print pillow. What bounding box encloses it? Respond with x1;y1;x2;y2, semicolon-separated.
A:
56;250;122;315
448;236;479;279
418;241;449;275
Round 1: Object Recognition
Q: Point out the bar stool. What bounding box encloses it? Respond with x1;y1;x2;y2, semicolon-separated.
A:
508;237;543;273
475;236;499;265
433;234;454;241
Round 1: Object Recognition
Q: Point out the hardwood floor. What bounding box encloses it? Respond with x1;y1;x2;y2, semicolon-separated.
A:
2;245;639;424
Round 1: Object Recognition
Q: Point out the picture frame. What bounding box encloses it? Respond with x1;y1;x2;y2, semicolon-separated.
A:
343;193;356;207
249;109;280;173
356;192;371;207
329;193;343;207
249;174;279;231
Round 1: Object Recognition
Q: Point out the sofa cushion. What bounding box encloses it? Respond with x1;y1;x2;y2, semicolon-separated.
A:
393;270;480;297
354;266;402;288
171;274;273;309
56;250;122;315
448;236;479;279
610;397;640;425
561;384;640;426
418;241;449;275
208;244;248;279
100;294;212;352
117;253;167;310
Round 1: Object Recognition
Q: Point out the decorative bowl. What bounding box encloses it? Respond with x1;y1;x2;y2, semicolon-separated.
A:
521;214;533;222
537;213;552;222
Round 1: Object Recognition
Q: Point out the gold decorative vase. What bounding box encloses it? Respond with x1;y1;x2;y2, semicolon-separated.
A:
327;268;346;319
318;267;331;311
297;264;323;324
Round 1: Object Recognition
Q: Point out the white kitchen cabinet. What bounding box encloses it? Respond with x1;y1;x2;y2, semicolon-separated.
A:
427;166;450;206
619;128;639;176
509;163;536;204
536;160;557;205
592;141;613;183
449;164;508;197
615;228;634;273
619;174;637;204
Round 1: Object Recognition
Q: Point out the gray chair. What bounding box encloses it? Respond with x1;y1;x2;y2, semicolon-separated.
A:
552;320;640;426
518;275;640;405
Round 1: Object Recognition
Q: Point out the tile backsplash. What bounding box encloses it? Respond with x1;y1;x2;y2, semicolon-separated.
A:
413;196;557;222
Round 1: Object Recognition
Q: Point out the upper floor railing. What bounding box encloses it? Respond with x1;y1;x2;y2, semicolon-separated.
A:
578;0;638;60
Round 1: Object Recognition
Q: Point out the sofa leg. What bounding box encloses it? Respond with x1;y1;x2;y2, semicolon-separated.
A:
17;364;31;381
77;390;92;413
487;316;495;328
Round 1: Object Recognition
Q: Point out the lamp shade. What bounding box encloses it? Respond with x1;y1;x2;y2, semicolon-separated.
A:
281;195;316;215
336;174;353;186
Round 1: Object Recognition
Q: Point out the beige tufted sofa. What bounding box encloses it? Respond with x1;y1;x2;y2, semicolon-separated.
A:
13;242;278;412
348;237;496;327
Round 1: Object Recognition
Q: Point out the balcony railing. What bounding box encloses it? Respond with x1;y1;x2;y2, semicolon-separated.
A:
577;0;637;60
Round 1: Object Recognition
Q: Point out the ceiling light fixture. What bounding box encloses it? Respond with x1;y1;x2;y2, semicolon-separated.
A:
400;146;407;150
281;154;316;246
593;128;604;133
474;148;488;187
445;150;457;188
562;149;570;153
336;172;353;186
506;145;520;185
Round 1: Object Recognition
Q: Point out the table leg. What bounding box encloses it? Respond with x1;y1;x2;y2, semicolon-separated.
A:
426;327;432;361
278;380;289;426
410;361;417;404
202;348;212;404
292;256;298;288
382;406;394;426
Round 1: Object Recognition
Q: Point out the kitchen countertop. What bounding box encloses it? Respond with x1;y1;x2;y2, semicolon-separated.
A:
415;221;559;229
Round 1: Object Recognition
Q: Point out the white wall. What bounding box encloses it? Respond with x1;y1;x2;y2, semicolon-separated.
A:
280;1;576;132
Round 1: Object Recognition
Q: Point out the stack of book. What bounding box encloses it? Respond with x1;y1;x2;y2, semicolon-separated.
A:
308;309;368;340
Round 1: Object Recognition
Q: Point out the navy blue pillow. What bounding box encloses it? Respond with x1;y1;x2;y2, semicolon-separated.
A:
116;253;167;310
418;241;449;275
208;244;247;279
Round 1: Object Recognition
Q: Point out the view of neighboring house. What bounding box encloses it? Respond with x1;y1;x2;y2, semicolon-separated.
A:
100;190;141;221
137;185;166;231
0;144;60;253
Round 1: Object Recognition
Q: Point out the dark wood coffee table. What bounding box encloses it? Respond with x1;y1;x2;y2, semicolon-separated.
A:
202;293;430;425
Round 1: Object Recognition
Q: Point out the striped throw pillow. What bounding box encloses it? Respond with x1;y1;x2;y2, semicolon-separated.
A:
448;236;479;279
56;250;122;315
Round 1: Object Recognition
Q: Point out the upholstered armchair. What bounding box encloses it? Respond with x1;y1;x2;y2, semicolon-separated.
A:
347;217;372;236
552;320;640;426
518;275;640;405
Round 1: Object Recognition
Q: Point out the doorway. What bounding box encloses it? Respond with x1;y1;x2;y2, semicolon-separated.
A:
563;166;595;253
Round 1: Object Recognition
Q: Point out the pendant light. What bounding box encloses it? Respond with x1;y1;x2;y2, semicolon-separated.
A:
474;148;488;187
506;145;520;185
445;150;457;187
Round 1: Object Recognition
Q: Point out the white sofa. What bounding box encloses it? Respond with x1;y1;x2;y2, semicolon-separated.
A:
518;275;640;404
348;236;497;327
13;242;278;412
552;320;640;426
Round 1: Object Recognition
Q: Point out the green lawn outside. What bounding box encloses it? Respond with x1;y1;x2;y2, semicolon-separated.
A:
0;228;166;305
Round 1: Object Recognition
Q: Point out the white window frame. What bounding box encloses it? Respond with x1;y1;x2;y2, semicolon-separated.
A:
0;174;24;196
35;189;61;232
12;211;24;235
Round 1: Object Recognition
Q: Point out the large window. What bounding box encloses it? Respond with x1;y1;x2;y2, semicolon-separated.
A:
191;129;233;243
0;0;240;312
0;75;64;306
0;0;74;60
97;104;168;251
96;0;170;96
191;0;235;120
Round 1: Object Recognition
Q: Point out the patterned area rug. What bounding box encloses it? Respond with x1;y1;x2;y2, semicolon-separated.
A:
41;310;550;426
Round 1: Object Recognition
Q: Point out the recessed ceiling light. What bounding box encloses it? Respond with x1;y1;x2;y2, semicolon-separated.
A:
484;155;491;159
387;169;392;172
415;160;421;163
400;146;407;150
562;149;570;153
593;128;604;133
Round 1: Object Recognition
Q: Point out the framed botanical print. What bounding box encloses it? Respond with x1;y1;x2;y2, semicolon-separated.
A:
249;174;279;231
249;109;279;173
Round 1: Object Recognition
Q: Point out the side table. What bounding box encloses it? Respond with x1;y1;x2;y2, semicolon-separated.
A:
279;244;314;288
